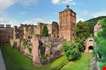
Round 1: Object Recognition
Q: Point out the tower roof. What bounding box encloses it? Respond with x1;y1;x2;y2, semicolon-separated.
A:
65;5;70;10
59;5;76;15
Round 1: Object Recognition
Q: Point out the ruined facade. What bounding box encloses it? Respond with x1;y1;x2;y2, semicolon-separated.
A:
0;24;13;43
59;5;76;41
47;22;59;38
0;6;77;64
94;21;102;36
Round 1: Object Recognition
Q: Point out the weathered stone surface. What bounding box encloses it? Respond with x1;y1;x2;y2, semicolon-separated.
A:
59;6;76;41
94;22;102;36
31;36;40;64
0;25;13;43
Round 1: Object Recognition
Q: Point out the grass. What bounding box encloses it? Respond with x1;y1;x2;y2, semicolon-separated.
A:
1;44;50;70
50;56;68;70
61;53;93;70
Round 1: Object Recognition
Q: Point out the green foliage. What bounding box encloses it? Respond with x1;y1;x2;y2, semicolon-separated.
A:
38;41;47;64
63;41;81;61
75;38;84;52
94;18;106;68
85;16;106;27
76;16;106;42
42;25;49;37
23;39;29;48
50;56;68;70
61;53;92;70
22;39;32;53
76;21;92;41
98;18;106;27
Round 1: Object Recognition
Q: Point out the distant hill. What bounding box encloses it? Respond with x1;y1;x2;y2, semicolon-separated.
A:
85;16;106;25
85;16;106;35
76;16;106;39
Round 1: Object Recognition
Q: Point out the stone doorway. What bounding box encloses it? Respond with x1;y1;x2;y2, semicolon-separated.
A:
84;37;94;53
88;46;93;52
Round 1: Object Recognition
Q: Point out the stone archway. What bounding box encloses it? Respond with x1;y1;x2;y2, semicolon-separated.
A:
89;46;93;50
84;37;94;53
88;46;93;52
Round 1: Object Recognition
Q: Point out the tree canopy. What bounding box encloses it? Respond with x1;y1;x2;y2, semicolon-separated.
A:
42;25;49;37
94;18;106;65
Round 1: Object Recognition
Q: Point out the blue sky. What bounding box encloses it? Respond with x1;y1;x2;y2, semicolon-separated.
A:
0;0;106;25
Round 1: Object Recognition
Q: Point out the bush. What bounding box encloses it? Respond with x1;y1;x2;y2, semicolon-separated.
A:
63;41;81;61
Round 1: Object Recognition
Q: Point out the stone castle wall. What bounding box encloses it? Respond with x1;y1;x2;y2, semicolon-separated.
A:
0;24;13;43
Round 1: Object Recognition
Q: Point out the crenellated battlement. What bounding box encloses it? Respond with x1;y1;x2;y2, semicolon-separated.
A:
0;24;11;28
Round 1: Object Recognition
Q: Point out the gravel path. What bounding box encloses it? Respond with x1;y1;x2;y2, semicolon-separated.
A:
90;57;99;70
0;49;6;70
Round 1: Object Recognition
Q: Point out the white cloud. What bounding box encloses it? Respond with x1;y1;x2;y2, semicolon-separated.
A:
17;0;38;6
77;17;85;22
0;16;19;26
0;0;38;12
52;0;75;5
80;10;106;18
0;0;16;12
92;11;106;18
78;10;106;22
22;18;52;25
52;0;61;4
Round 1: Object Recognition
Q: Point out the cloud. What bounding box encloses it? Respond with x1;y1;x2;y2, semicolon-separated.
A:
78;10;106;22
0;16;19;26
80;10;106;18
17;0;38;6
0;0;38;12
0;0;16;12
92;11;106;18
77;17;85;22
52;0;61;4
52;0;75;5
22;18;52;25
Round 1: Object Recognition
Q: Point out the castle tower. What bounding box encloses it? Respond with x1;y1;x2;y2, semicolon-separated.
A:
59;5;76;41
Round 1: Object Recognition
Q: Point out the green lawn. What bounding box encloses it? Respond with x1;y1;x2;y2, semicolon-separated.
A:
1;44;50;70
50;56;68;70
61;53;93;70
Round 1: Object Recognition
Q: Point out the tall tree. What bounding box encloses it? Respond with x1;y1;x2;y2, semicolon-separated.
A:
76;21;91;41
42;25;49;37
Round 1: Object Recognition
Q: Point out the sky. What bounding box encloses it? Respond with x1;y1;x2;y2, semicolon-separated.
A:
0;0;106;25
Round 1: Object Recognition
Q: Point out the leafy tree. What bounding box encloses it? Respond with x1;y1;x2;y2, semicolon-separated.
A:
42;25;49;37
38;40;47;64
76;21;92;42
75;38;84;52
63;41;81;61
94;18;106;69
